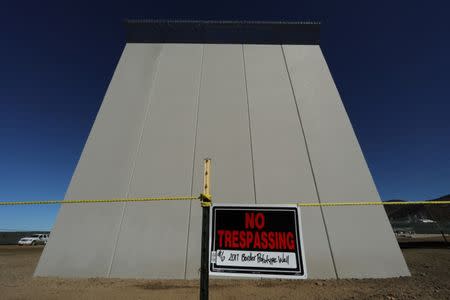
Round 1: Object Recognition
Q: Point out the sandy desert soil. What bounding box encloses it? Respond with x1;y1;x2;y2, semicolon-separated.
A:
0;245;449;300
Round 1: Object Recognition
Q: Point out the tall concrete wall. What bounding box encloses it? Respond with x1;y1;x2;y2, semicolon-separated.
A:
35;43;410;279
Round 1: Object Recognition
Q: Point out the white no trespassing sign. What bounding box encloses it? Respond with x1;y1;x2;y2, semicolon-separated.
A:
209;205;307;279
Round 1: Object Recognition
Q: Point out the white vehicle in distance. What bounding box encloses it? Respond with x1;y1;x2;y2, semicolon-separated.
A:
18;234;49;246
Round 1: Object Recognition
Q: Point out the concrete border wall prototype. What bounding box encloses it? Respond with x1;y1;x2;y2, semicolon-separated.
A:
35;21;410;279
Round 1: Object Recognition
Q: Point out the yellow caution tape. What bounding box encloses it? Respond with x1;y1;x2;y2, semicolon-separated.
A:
297;201;450;207
0;198;448;207
0;196;198;206
200;193;212;207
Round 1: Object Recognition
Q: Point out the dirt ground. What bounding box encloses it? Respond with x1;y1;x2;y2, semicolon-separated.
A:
0;245;449;300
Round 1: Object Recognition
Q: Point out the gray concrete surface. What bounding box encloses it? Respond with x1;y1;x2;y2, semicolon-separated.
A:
109;44;203;279
185;44;256;279
35;42;410;279
283;45;410;278
35;44;162;277
243;45;336;279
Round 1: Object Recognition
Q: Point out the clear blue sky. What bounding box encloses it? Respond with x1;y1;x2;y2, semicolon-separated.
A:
1;1;449;231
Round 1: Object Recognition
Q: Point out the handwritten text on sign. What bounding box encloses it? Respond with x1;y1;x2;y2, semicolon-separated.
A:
213;250;297;269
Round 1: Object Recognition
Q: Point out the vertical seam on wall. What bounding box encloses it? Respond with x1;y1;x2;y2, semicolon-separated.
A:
242;44;258;204
280;45;339;279
184;44;205;279
106;46;163;278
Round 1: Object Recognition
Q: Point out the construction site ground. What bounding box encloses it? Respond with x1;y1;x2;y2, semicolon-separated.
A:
0;245;448;299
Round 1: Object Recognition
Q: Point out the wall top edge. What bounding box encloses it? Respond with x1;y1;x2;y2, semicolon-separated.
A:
124;19;320;45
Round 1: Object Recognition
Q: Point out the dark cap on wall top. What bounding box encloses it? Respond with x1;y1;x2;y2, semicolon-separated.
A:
124;20;320;45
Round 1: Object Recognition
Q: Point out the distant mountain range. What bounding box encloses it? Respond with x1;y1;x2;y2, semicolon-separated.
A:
384;194;450;226
384;194;450;203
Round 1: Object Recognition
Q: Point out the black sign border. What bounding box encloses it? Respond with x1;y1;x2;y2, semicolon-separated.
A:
210;205;305;277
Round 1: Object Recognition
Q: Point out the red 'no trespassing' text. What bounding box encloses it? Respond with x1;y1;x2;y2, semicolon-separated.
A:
216;212;296;251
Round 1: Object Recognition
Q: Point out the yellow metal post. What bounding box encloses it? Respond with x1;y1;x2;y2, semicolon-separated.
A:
202;158;211;201
200;158;211;300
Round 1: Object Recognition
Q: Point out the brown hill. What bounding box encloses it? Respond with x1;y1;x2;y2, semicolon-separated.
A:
384;195;450;234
